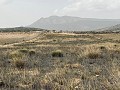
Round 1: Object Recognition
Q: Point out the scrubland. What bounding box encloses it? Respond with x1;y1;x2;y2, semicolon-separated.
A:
0;32;120;90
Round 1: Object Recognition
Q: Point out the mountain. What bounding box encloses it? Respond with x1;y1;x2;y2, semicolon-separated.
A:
98;24;120;32
29;16;120;31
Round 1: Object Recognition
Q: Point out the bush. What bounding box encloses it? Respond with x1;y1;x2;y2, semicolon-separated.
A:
100;46;106;50
114;44;117;47
14;60;25;69
19;49;29;54
0;80;6;87
87;53;100;59
52;50;63;57
29;50;36;56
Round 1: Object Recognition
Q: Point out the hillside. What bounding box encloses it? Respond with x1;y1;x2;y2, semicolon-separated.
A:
98;24;120;32
29;16;120;31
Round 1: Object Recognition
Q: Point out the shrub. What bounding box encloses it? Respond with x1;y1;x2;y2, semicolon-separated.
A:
87;52;100;59
100;46;106;50
19;49;29;54
0;80;5;87
52;50;63;57
114;44;117;47
14;60;25;69
53;39;56;42
29;50;36;56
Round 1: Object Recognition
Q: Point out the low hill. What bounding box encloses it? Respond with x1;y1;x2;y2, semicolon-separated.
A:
0;27;45;32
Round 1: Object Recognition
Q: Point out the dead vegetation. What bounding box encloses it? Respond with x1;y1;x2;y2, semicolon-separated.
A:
0;32;120;90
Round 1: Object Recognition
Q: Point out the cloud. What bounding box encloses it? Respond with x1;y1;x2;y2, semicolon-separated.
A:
0;0;13;5
54;0;120;15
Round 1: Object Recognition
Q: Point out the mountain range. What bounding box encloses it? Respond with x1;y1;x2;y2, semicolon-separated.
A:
98;24;120;32
29;16;120;31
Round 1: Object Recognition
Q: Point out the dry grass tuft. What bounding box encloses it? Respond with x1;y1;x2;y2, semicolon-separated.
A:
87;52;100;59
82;46;102;59
9;51;23;60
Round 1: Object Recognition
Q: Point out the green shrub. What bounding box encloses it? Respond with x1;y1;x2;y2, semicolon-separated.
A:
52;50;63;57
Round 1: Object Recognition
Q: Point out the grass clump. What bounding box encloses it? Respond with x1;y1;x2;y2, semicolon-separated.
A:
52;50;63;57
100;46;106;50
82;46;102;59
9;50;26;69
9;51;23;60
113;49;120;54
0;80;6;87
29;50;36;56
14;60;25;69
19;48;29;54
87;52;100;59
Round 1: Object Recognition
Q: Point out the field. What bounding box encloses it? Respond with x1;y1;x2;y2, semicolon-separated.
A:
0;32;120;90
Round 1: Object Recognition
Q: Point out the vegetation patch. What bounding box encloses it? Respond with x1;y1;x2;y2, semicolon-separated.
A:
99;46;106;50
14;60;25;69
29;50;36;56
19;48;29;54
0;80;6;88
52;50;64;57
9;51;23;60
87;52;100;59
0;32;120;90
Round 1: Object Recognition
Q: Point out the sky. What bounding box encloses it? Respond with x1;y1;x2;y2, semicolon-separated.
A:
0;0;120;28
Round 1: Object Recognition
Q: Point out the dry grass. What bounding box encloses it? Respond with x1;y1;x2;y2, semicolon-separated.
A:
0;32;120;90
0;32;39;45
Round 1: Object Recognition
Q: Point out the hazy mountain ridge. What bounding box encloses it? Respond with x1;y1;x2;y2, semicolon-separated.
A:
100;24;120;32
97;24;120;32
29;16;120;31
0;27;44;32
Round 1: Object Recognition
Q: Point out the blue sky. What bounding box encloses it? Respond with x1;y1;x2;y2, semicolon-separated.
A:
0;0;120;27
